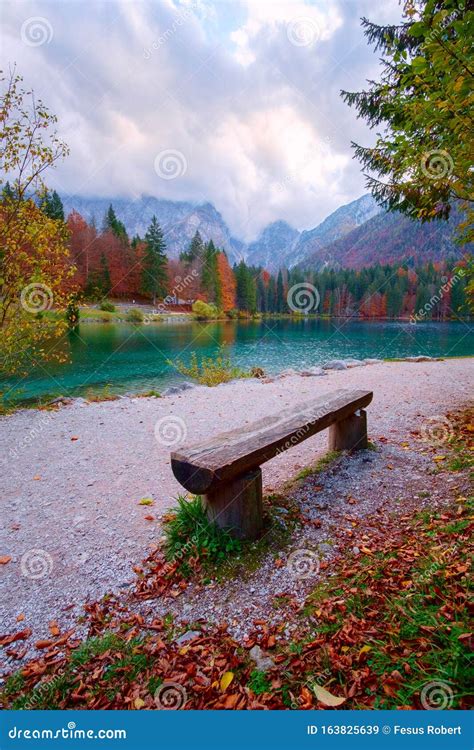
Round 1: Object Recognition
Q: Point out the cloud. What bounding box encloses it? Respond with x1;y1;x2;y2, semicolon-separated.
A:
1;0;402;240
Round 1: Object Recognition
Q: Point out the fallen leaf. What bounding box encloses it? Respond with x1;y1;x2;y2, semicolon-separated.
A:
220;671;234;691
224;693;239;709
49;621;60;637
70;436;79;441
313;684;346;707
0;629;31;646
139;498;154;506
134;697;145;709
144;515;155;521
433;455;446;461
33;475;41;480
16;613;25;622
0;556;11;565
358;645;372;657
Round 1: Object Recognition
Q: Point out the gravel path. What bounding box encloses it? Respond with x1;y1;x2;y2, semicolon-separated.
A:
1;358;472;670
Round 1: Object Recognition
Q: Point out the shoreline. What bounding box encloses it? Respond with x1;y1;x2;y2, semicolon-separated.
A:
1;357;473;663
2;354;474;414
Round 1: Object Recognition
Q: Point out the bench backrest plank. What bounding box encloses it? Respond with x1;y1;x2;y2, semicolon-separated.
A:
171;388;373;494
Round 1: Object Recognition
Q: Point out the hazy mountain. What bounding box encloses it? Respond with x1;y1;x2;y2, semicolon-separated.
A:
291;194;381;268
298;206;467;270
61;194;245;263
245;220;300;269
62;192;465;272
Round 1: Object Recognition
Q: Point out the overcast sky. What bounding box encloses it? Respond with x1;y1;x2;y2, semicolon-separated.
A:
2;0;403;240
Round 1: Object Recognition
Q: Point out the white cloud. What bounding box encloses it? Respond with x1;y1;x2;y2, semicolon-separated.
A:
1;0;402;239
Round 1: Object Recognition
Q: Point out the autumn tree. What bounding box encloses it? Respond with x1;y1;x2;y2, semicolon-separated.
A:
216;251;236;311
0;69;72;375
342;0;473;243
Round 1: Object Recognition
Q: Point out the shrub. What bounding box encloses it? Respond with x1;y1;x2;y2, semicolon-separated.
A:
100;300;116;313
192;300;220;320
126;308;144;323
171;346;248;386
65;299;80;327
163;495;241;576
226;308;238;319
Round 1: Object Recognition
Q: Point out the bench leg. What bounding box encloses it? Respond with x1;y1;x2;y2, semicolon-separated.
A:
204;467;263;541
328;409;368;451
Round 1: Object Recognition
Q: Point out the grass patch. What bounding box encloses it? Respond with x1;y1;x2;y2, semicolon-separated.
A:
171;346;250;387
162;495;242;576
85;384;119;402
248;670;272;695
292;450;340;484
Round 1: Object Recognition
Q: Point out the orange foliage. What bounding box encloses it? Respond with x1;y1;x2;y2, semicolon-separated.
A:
217;252;237;311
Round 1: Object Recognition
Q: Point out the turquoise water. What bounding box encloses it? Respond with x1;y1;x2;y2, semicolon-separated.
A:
2;318;473;404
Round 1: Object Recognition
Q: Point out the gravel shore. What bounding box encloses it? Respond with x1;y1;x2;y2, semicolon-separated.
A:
1;358;472;669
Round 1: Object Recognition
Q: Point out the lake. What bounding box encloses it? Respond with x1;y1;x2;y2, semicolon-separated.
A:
2;318;473;404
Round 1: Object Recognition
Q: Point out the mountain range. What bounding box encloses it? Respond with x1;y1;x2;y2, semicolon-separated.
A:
62;193;466;271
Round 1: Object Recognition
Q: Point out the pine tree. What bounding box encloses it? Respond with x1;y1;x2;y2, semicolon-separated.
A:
201;240;220;303
341;0;473;244
181;230;204;265
276;270;286;313
103;204;128;242
41;190;65;221
141;216;168;304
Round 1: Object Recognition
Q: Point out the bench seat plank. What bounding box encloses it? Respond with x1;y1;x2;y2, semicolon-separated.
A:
171;388;373;494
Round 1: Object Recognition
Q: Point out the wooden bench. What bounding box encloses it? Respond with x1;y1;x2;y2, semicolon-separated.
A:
171;388;373;540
